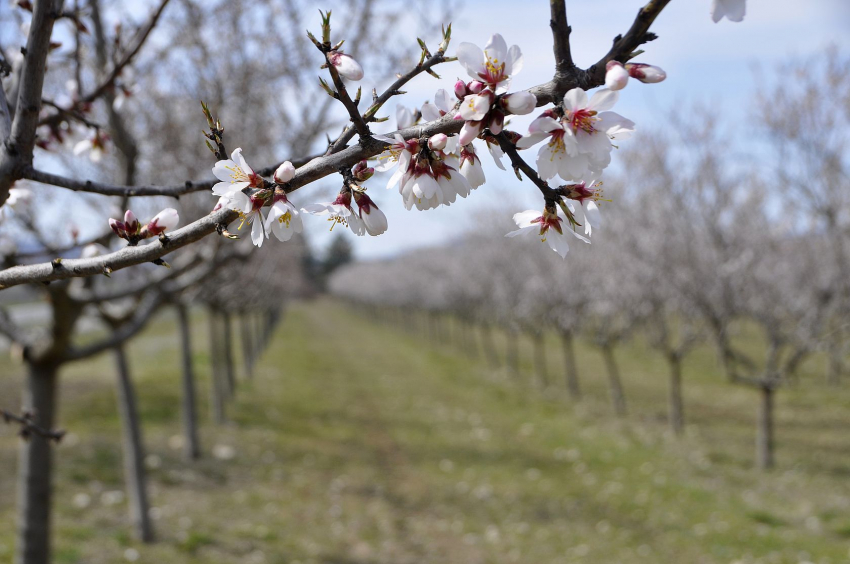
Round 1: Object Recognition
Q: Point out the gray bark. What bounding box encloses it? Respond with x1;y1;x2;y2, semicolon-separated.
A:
756;385;775;470
208;308;226;424
531;332;549;388
112;345;154;542
240;315;254;380
667;354;684;435
559;331;581;399
177;305;200;459
15;361;58;564
222;312;236;398
601;344;627;417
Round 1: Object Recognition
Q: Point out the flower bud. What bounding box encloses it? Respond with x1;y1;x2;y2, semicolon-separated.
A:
145;208;179;236
274;161;295;184
109;218;125;238
328;50;364;81
605;61;630;91
352;160;374;181
353;192;388;236
454;79;469;100
626;63;666;83
502;91;536;115
467;80;485;94
428;133;448;151
123;209;138;234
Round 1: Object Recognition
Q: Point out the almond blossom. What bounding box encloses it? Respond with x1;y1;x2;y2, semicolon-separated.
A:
143;208;179;237
606;61;667;90
711;0;746;22
456;33;523;93
458;143;485;189
264;192;302;242
212;148;264;197
518;88;634;181
505;207;588;259
302;191;365;236
420;89;454;122
562;179;605;237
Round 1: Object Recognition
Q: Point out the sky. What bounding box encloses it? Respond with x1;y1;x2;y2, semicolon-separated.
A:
301;0;850;260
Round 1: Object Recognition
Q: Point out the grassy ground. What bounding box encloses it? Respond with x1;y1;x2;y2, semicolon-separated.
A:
1;299;849;564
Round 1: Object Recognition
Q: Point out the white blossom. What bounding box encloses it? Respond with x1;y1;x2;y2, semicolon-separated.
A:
505;208;588;259
711;0;746;22
264;193;302;242
456;33;523;93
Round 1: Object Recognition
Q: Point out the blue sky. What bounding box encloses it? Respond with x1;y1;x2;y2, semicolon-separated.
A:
301;0;850;259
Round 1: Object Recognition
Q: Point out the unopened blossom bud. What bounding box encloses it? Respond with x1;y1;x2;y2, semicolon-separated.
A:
328;50;364;81
123;210;138;234
467;80;485;94
605;61;630;91
502;91;536;115
353;191;388;236
144;208;179;236
626;63;666;83
274;161;295;184
109;218;125;238
454;79;469;100
352;160;374;181
428;133;448;151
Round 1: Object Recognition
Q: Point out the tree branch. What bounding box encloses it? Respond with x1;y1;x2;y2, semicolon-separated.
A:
1;409;65;442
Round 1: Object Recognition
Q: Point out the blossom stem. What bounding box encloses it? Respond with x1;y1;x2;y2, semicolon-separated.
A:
491;131;561;203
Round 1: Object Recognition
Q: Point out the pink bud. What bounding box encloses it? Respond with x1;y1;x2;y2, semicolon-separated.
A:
454;79;469;100
123;209;138;233
274;161;295;184
145;208;179;236
626;63;666;84
109;218;125;237
467;80;485;94
428;133;448;151
352;160;374;181
328;50;364;81
605;61;630;91
502;92;536;115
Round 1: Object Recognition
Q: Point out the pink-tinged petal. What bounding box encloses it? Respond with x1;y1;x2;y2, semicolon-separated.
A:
506;45;523;76
563;88;588;111
546;232;570;258
435;88;452;112
459;121;483;145
212;181;249;196
484;34;508;63
505;225;536;238
420;102;441;122
588;88;618;112
528;115;563;134
512;210;542;228
212;159;240;182
597;111;635;140
516;132;550;150
456;42;485;79
250;215;265;247
233;148;255;177
536;147;560;180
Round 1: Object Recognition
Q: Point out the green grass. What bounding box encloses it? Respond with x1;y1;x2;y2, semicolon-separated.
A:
1;299;850;563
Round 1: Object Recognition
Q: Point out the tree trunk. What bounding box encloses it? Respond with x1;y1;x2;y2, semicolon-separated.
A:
601;344;627;417
479;324;501;370
222;312;236;398
177;305;200;460
531;332;548;388
667;354;684;435
826;338;843;386
506;328;520;380
240;315;254;380
208;309;226;424
112;345;155;543
559;331;580;399
756;385;775;470
15;362;59;564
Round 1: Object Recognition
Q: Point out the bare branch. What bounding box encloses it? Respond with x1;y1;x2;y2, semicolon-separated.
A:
2;409;66;442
